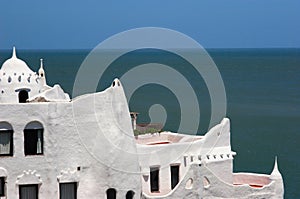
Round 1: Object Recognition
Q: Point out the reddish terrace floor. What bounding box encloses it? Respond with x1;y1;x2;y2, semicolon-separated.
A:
233;173;271;188
135;132;202;145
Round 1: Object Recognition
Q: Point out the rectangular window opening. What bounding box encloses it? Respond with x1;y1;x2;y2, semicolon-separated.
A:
24;129;43;155
59;182;77;199
150;167;159;192
0;130;13;156
0;177;5;197
170;165;180;189
19;184;38;199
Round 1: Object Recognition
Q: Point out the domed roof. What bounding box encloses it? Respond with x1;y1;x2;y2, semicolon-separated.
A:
0;47;34;74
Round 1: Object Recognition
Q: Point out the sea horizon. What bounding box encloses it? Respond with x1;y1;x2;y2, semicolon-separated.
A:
0;48;299;198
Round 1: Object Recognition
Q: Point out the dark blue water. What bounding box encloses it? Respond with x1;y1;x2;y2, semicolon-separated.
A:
0;48;299;198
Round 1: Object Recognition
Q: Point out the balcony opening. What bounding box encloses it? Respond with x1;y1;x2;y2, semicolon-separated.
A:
0;122;13;156
24;122;43;156
19;90;29;103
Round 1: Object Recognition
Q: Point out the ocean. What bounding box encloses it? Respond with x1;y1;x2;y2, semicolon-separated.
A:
0;48;299;198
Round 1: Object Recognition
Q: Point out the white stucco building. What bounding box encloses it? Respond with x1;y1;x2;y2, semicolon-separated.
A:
0;48;284;199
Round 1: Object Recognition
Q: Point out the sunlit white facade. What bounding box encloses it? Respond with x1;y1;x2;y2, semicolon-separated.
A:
0;48;284;199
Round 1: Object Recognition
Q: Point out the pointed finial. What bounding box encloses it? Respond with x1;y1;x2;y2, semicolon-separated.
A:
12;46;17;58
40;59;43;69
38;58;46;80
273;156;278;170
270;156;282;180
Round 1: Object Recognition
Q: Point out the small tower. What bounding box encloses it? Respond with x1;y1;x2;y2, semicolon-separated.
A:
38;59;46;86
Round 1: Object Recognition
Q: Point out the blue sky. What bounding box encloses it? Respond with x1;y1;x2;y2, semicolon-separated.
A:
0;0;299;49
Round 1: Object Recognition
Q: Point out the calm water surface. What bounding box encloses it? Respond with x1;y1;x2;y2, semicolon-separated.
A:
0;48;299;198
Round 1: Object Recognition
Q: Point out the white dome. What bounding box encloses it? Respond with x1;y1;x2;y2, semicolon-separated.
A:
0;47;34;74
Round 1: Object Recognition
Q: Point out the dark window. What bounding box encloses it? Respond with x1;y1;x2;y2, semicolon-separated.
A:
170;165;180;189
24;128;43;155
150;167;159;192
0;177;5;197
60;182;77;199
0;130;13;156
19;184;38;199
106;188;116;199
126;190;135;199
19;90;29;103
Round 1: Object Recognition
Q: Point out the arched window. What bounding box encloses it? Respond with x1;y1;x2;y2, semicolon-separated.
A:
19;90;29;103
0;122;13;156
126;190;135;199
24;121;43;155
106;188;116;199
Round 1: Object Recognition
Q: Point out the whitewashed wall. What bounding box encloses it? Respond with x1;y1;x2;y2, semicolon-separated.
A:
0;80;141;199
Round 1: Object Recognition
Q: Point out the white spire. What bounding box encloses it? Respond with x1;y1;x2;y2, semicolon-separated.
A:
38;58;46;86
12;46;17;58
0;46;34;74
40;59;44;69
270;156;282;180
